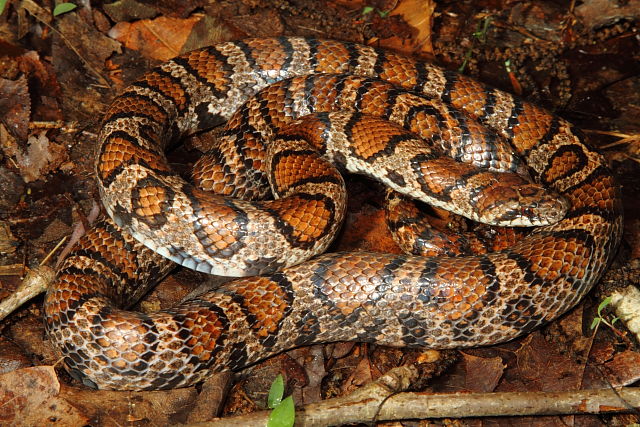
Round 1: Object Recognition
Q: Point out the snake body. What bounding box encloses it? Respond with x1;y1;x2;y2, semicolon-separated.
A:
44;37;623;390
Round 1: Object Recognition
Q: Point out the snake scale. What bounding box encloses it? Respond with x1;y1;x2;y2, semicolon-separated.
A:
44;37;623;390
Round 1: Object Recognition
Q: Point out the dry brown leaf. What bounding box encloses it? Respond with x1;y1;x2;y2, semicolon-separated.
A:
18;51;62;101
505;333;585;393
224;8;284;38
52;11;121;89
338;206;401;253
462;352;505;393
0;76;30;141
58;383;197;424
0;337;31;375
575;0;640;30
109;15;204;61
0;366;87;426
603;351;640;387
9;132;68;183
340;352;375;394
289;345;326;404
385;0;436;55
103;0;158;22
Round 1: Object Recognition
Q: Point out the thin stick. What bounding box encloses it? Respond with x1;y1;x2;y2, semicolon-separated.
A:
40;236;67;266
186;366;640;426
0;233;65;320
0;265;55;321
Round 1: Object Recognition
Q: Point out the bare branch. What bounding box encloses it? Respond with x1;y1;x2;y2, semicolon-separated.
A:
184;366;640;426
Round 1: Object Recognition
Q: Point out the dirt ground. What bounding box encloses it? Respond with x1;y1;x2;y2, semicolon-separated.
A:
1;0;639;425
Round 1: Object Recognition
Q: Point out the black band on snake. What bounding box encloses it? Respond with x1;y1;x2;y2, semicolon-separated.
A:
44;37;623;391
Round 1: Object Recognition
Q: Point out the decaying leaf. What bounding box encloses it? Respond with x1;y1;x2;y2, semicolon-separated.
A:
0;76;30;141
0;366;87;426
10;132;68;183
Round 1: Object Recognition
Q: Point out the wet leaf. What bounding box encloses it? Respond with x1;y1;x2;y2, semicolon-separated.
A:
268;374;284;409
267;396;295;427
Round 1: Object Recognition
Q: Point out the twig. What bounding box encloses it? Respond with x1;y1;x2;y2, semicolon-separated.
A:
583;129;640;149
0;231;67;320
0;264;24;276
491;20;555;45
184;366;640;426
40;236;67;266
0;265;55;321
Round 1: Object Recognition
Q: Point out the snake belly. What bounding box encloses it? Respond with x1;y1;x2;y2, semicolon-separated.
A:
44;37;623;390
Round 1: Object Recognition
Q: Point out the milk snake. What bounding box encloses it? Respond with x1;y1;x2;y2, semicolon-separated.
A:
44;37;623;390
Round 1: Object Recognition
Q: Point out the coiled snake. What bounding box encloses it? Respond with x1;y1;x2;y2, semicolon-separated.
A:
44;37;623;390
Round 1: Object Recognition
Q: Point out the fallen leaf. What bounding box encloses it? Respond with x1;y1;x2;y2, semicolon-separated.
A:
545;304;594;365
0;76;30;140
0;337;31;375
59;382;197;424
53;11;121;87
289;345;327;404
503;333;585;392
18;51;64;122
180;15;237;54
340;352;375;394
575;0;640;30
0;366;87;426
219;8;283;38
102;0;159;22
327;342;356;359
376;0;436;55
11;131;69;183
462;352;505;393
109;15;204;61
187;372;232;423
603;351;640;387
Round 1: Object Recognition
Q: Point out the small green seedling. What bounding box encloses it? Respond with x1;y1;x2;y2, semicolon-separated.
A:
590;296;620;332
361;5;390;18
459;17;493;73
267;374;295;427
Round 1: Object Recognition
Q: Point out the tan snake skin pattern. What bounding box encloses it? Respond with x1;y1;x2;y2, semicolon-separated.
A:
44;37;623;390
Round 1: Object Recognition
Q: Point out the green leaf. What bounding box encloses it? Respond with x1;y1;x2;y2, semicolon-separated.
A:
267;374;284;409
268;396;295;427
377;10;390;18
597;296;612;316
53;2;77;16
0;0;8;16
590;317;601;330
504;59;512;72
362;6;374;15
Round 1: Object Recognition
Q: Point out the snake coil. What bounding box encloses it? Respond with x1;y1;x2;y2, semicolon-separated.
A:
45;37;622;390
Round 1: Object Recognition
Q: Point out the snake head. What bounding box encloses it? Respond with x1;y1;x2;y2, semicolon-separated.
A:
473;178;571;227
